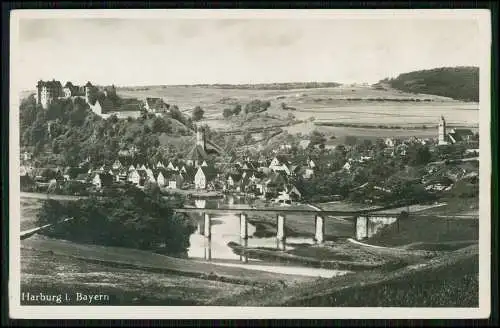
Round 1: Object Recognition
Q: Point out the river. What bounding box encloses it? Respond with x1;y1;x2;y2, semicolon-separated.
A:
185;196;349;278
20;194;351;279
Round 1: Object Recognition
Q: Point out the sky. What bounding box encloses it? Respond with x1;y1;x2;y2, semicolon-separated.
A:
16;15;482;90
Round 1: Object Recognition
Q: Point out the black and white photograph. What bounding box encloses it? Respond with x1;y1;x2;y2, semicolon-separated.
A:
9;9;491;319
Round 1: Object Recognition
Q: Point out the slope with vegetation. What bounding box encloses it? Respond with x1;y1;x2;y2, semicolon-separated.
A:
378;66;479;102
19;95;196;168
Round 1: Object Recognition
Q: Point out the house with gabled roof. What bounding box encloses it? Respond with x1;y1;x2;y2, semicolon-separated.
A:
447;128;474;144
112;159;123;170
145;168;155;181
194;166;218;190
74;173;89;184
241;161;257;171
91;172;114;190
167;160;179;171
144;97;169;113
128;169;148;187
179;165;196;182
227;173;242;190
167;172;185;189
155;169;167;187
298;139;311;150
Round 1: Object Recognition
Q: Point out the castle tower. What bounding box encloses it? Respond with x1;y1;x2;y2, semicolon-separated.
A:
438;115;447;145
36;80;61;109
196;125;206;151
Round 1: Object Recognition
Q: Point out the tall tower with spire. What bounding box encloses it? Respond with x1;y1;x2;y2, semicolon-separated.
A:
196;125;206;151
438;115;447;145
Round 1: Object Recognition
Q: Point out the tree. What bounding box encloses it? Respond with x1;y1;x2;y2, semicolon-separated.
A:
243;132;253;144
244;99;271;114
344;136;358;146
223;107;233;118
335;144;347;158
37;188;196;256
309;130;326;147
232;104;242;115
192;106;204;121
407;144;432;166
152;117;171;134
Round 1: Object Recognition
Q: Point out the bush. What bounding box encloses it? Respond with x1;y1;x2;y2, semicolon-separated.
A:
223;107;233;118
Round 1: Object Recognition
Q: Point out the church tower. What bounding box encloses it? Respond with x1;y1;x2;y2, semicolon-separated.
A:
196;125;206;151
438;115;447;145
84;81;93;104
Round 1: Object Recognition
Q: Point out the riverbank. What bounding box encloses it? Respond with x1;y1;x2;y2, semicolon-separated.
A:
22;234;315;287
210;244;479;307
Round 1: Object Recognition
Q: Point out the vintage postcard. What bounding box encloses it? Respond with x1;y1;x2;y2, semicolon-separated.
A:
9;9;491;319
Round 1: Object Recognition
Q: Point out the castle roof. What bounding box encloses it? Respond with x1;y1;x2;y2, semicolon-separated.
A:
37;80;63;90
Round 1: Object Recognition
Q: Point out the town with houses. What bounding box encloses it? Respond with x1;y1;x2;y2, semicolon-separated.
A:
19;79;480;207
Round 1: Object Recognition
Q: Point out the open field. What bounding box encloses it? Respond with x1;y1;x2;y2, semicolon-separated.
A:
116;85;478;132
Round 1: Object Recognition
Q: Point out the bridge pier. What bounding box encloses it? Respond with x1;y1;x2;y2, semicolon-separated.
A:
314;215;325;244
204;213;211;261
240;213;248;239
240;213;248;263
276;214;286;250
197;221;203;235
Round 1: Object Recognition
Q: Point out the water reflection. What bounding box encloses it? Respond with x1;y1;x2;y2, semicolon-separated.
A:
186;196;351;278
187;196;315;260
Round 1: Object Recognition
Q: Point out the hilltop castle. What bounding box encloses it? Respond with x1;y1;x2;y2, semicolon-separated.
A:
36;80;63;109
36;79;116;116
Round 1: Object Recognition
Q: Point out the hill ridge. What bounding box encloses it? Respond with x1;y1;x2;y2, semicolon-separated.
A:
378;66;479;102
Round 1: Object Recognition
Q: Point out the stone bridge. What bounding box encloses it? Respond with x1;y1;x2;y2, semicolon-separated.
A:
174;207;401;261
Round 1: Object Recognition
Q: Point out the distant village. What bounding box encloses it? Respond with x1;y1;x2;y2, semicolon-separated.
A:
21;79;480;205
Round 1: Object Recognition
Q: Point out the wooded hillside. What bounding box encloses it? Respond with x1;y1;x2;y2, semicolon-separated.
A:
379;67;479;102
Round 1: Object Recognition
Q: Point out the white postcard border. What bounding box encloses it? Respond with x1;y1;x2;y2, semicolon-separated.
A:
8;9;492;319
